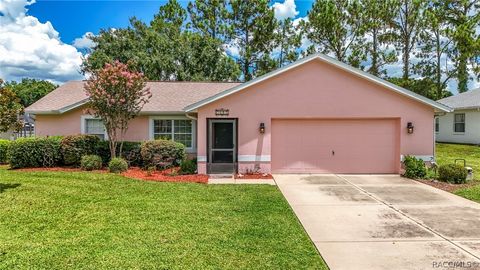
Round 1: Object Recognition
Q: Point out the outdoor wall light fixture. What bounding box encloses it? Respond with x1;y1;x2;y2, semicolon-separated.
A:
259;123;265;134
407;122;414;134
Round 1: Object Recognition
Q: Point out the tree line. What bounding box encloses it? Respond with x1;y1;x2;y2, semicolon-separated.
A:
84;0;480;100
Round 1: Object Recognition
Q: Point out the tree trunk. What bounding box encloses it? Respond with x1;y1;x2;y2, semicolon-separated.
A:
458;56;468;93
435;32;442;99
371;29;379;76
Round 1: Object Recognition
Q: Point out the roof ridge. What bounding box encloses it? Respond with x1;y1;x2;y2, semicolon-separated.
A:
75;80;240;83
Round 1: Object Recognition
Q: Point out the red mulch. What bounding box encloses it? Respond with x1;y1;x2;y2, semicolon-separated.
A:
15;166;208;184
235;173;273;179
122;167;208;184
416;179;479;193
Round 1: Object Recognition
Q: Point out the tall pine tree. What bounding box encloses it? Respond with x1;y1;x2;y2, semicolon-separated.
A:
228;0;277;81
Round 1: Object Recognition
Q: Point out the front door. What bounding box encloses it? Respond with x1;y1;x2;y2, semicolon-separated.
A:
208;119;237;174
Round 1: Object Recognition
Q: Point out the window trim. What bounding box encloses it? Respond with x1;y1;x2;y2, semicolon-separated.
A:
80;115;108;139
149;116;196;152
453;113;466;133
435;117;439;133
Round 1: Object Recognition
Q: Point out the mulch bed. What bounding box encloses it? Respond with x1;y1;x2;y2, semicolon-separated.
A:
16;167;208;184
416;179;479;193
122;167;208;184
235;173;274;179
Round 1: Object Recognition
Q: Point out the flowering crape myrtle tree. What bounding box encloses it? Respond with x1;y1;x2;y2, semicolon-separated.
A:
85;61;151;159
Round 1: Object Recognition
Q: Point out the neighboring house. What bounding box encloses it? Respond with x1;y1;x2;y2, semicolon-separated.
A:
0;115;35;140
436;89;480;145
26;53;451;174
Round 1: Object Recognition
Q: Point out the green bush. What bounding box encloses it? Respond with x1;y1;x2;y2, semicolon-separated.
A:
438;164;468;184
180;159;197;174
0;139;11;164
109;157;128;173
61;135;100;166
96;141;142;166
80;155;103;171
403;155;427;179
140;140;186;169
9;137;62;169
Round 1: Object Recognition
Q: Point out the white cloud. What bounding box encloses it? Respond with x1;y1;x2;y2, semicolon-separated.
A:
73;32;95;50
272;0;299;21
0;0;84;84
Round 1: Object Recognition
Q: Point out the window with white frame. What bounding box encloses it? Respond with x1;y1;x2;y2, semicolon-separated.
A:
153;119;193;148
435;117;439;132
454;113;465;133
85;118;106;139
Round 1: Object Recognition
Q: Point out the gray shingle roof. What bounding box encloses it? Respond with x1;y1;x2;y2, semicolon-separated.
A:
26;81;240;114
438;88;480;109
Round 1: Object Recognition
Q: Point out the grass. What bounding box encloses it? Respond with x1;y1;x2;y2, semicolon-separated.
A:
0;167;326;269
436;143;480;180
435;143;480;202
455;185;480;203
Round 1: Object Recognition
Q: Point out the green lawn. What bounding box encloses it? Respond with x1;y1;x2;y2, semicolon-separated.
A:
0;167;326;269
436;143;480;179
436;143;480;202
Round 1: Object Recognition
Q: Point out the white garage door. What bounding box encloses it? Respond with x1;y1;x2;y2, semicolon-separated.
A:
271;119;399;173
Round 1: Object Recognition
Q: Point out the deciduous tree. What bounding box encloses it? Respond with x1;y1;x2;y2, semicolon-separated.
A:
84;61;151;159
5;78;57;107
0;79;23;133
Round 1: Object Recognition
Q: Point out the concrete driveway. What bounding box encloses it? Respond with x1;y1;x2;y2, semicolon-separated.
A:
275;174;480;270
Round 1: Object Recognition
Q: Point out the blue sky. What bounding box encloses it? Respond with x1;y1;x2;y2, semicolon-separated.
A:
29;0;314;45
0;0;477;92
0;0;315;84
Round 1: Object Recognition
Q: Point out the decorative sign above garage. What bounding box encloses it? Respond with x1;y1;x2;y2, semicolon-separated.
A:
215;108;229;116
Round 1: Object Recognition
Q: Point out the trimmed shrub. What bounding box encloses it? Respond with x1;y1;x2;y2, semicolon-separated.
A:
438;164;468;184
0;139;11;164
61;135;100;166
140;140;186;169
402;155;427;179
96;141;142;167
80;155;103;171
109;157;128;173
9;137;62;169
180;159;197;175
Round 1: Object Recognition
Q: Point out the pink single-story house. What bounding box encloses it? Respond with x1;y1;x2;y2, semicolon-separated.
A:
26;54;452;174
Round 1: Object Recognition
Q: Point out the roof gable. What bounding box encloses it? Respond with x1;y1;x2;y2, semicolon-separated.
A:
184;53;452;113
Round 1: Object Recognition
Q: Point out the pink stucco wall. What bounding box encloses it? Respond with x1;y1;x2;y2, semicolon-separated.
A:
35;106;150;141
196;59;435;174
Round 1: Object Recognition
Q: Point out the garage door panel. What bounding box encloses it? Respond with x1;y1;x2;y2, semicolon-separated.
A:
272;119;398;173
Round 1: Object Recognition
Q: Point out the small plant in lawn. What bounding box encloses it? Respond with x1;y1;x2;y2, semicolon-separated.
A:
402;155;427;179
438;164;468;184
80;155;103;171
180;159;197;175
109;158;128;173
